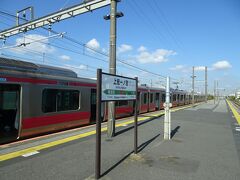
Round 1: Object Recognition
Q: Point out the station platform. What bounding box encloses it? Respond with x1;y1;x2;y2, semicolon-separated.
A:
0;100;240;180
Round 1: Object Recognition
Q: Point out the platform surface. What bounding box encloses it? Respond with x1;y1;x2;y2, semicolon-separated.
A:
0;100;240;180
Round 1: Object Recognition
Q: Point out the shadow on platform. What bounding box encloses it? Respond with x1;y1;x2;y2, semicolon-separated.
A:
115;114;164;137
101;133;160;178
171;126;181;138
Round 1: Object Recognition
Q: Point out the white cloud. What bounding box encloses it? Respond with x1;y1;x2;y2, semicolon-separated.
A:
65;64;88;70
170;65;185;71
137;46;147;52
170;65;206;72
118;44;133;54
102;48;107;53
212;60;232;70
195;66;206;71
60;55;71;61
170;64;190;73
13;34;55;54
135;49;176;64
78;64;88;70
86;38;100;50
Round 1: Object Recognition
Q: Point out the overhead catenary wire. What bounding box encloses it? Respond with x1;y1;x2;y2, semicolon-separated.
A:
0;32;65;50
0;23;143;77
0;19;169;80
0;9;181;82
149;0;182;49
1;40;108;72
0;52;98;76
128;0;166;45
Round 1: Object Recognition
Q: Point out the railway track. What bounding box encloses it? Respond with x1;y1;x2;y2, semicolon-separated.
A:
231;100;240;113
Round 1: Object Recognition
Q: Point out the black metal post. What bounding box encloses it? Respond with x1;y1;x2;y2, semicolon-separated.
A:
95;69;102;179
134;77;138;154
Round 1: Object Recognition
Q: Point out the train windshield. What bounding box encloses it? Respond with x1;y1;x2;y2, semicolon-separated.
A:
0;84;20;144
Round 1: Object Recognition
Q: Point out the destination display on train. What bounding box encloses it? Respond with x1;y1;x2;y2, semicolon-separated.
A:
101;73;136;101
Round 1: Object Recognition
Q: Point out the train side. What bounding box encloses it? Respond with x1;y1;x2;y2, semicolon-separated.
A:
0;58;204;144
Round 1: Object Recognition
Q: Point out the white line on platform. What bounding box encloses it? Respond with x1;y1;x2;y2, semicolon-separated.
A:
22;151;40;157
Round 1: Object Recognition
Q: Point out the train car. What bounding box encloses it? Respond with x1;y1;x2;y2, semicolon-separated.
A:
115;100;134;118
0;58;99;144
178;90;187;106
138;85;149;114
0;57;197;144
185;92;191;105
171;89;178;107
148;87;165;111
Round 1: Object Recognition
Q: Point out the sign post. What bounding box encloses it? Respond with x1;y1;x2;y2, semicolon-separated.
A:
134;77;138;154
96;69;102;179
95;69;137;179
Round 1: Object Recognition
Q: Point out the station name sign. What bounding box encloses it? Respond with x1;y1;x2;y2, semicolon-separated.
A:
101;73;137;101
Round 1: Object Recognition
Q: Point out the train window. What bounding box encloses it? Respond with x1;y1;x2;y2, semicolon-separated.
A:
173;94;176;101
91;91;96;105
162;94;166;102
143;93;148;104
150;93;154;103
2;91;17;110
42;89;57;113
118;101;128;106
57;90;79;111
42;89;80;113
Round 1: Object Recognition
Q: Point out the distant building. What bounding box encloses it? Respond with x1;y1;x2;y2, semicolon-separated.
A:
235;90;240;99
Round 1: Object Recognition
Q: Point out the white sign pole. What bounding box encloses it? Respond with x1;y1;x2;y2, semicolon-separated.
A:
164;76;171;140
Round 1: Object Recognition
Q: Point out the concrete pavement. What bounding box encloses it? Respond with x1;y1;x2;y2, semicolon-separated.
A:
0;100;239;180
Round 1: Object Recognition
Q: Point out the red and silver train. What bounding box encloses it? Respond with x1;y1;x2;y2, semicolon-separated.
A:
0;58;205;144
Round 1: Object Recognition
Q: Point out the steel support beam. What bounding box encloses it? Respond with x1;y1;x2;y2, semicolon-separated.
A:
0;0;110;39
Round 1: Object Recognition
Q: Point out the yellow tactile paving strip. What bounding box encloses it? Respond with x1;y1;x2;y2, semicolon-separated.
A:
0;103;197;162
226;100;240;125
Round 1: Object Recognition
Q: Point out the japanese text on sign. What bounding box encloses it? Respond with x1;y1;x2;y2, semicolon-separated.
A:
102;74;136;101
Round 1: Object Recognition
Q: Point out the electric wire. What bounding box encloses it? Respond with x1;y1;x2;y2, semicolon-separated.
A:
0;9;182;82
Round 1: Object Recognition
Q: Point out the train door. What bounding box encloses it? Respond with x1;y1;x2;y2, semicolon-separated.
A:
0;84;20;144
90;89;96;123
155;93;160;110
161;93;166;108
147;92;150;112
137;91;141;113
177;94;180;106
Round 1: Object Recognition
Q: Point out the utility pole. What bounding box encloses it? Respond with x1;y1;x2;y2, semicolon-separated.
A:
107;0;117;138
216;80;218;102
104;0;123;138
191;66;196;106
205;66;208;102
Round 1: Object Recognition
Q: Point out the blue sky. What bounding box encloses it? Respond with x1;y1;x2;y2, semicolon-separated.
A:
0;0;240;95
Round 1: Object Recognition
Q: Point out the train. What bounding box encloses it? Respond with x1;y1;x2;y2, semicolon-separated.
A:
0;57;205;144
